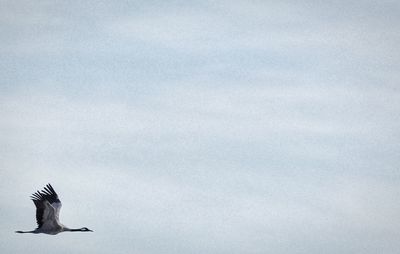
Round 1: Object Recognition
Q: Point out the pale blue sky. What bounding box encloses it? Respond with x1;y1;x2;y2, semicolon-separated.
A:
1;1;400;253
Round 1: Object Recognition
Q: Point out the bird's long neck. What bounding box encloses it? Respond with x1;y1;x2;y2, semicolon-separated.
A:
68;228;82;232
64;227;83;232
62;226;92;232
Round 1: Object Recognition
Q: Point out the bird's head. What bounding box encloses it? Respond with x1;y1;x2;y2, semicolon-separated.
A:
80;227;93;232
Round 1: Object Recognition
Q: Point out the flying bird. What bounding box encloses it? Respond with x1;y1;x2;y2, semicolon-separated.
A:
15;184;93;235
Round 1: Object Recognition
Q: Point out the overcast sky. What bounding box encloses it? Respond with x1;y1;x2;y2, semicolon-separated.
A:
1;1;400;253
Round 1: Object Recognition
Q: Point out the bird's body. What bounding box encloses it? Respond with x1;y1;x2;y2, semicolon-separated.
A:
16;184;92;235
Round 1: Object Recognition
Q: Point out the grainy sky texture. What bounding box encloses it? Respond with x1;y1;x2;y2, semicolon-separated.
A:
1;1;400;253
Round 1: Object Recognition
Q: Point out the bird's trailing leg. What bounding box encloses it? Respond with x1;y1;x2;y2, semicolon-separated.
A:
15;230;36;234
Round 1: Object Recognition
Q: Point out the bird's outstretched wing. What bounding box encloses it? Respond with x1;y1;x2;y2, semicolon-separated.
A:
30;184;62;229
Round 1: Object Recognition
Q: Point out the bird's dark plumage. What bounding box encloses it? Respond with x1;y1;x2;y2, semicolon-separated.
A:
30;184;61;228
16;183;92;234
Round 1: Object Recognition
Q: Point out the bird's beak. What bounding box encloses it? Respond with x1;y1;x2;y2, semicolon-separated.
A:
89;229;93;232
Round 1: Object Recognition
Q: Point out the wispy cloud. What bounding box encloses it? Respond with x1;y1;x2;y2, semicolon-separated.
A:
1;1;400;254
